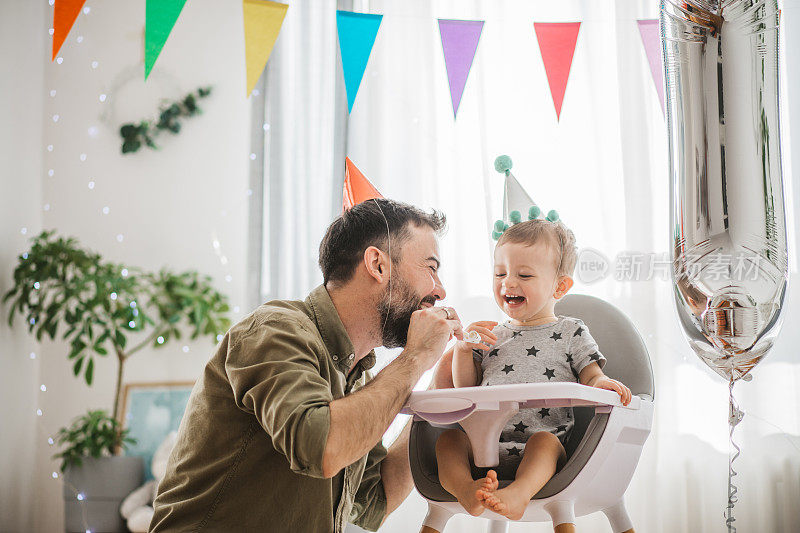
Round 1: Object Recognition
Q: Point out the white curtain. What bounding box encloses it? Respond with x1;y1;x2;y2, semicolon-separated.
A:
263;1;800;531
261;0;347;301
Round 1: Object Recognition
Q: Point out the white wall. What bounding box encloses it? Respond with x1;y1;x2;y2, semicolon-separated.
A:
1;1;251;531
0;1;45;531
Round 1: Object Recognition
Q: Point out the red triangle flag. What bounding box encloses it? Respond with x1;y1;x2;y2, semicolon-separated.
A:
343;157;382;212
52;0;87;60
534;22;581;121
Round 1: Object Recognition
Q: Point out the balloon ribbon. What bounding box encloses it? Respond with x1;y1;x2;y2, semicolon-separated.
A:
725;380;744;532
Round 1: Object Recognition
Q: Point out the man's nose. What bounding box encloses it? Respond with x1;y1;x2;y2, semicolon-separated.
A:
432;276;446;301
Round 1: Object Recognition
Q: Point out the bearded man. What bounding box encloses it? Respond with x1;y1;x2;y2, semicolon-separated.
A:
150;199;463;533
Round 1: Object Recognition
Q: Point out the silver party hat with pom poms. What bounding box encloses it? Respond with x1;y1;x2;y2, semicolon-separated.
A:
492;155;560;240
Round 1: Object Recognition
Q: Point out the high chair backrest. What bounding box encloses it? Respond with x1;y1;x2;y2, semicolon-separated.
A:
555;294;654;400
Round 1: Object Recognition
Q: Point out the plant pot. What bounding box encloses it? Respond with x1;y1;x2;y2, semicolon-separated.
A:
63;455;143;533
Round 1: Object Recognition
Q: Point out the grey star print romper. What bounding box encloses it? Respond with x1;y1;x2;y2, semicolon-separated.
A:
471;316;606;478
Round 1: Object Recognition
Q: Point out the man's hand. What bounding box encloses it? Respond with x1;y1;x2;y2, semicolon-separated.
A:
402;306;464;375
591;376;632;406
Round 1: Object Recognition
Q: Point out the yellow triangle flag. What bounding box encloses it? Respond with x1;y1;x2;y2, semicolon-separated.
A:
243;0;288;97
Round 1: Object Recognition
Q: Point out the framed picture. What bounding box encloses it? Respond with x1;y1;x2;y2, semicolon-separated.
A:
119;381;195;480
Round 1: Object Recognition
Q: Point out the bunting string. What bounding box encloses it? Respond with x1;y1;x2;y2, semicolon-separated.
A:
50;6;666;113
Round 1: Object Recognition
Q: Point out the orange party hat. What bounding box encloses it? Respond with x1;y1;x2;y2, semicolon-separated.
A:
343;157;383;211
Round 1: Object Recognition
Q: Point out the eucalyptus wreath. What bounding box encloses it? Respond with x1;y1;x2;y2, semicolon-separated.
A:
120;86;212;154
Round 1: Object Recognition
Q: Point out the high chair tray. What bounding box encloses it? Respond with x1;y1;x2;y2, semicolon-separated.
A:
402;382;638;425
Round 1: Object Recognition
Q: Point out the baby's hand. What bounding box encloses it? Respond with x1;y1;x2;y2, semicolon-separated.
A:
592;377;632;406
456;321;498;351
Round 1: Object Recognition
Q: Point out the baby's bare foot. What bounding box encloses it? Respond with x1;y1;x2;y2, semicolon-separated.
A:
452;478;492;516
480;484;531;521
475;470;499;504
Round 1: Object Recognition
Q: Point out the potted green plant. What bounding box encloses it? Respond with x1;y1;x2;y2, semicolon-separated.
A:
54;410;140;532
3;230;231;532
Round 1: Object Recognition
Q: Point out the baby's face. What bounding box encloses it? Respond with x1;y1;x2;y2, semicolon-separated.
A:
493;240;562;324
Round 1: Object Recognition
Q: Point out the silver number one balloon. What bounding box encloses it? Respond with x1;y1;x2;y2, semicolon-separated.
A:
661;1;789;530
662;0;789;383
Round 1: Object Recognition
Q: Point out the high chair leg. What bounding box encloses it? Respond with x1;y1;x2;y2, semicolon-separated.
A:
602;499;634;533
419;502;453;533
544;500;575;528
487;520;509;533
459;401;520;467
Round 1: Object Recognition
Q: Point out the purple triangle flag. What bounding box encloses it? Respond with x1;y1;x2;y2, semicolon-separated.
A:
438;19;484;118
637;19;665;114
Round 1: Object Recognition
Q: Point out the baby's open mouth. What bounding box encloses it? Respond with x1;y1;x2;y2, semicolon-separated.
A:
504;295;526;304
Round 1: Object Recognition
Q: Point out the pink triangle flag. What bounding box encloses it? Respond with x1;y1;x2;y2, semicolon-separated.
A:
534;22;580;121
438;19;484;118
637;19;665;114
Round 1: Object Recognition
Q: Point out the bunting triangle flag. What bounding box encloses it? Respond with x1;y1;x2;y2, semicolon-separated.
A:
52;0;87;60
145;0;188;80
534;22;581;121
336;11;383;113
637;19;665;114
243;0;288;97
343;157;383;211
438;19;484;118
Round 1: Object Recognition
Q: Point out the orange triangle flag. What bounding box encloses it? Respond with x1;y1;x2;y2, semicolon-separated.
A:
343;157;382;211
52;0;87;60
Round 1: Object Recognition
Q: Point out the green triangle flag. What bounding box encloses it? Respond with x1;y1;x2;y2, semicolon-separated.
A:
145;0;188;79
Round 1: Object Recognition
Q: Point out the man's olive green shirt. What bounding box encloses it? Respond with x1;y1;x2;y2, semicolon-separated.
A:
150;286;387;532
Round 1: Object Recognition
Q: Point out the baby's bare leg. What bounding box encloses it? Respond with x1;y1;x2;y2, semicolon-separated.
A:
435;429;498;517
481;431;566;521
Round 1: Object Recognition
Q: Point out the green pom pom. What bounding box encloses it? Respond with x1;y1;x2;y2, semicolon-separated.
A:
492;231;503;241
503;223;509;231
509;210;522;223
494;219;505;232
494;155;513;174
528;206;541;220
546;210;559;222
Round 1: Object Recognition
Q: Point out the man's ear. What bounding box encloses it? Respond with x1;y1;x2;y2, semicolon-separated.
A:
553;276;574;299
363;246;390;283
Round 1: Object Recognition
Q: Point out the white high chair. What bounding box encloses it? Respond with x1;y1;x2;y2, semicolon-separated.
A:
401;294;655;532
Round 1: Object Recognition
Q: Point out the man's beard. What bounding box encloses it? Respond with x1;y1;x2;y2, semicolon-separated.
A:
377;273;437;349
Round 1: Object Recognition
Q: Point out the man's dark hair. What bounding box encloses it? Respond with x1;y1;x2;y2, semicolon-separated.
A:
319;198;446;285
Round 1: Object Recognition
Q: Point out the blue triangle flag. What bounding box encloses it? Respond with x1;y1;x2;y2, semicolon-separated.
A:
336;11;382;113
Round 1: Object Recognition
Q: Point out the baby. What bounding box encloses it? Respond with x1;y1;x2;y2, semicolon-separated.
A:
436;218;632;525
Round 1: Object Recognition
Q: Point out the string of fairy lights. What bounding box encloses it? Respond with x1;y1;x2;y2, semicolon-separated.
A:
21;2;252;531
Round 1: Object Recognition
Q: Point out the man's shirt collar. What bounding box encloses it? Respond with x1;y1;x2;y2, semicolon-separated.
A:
307;285;376;374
